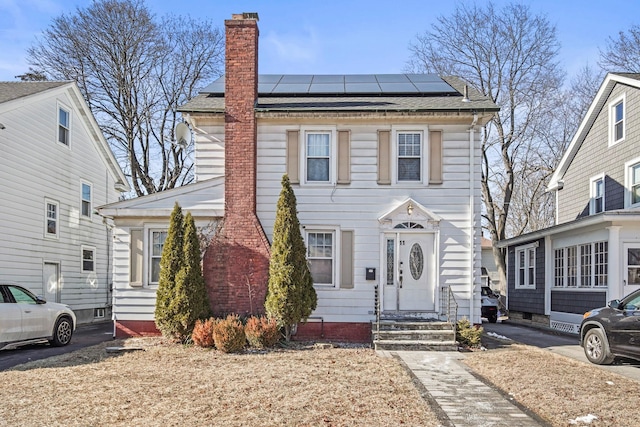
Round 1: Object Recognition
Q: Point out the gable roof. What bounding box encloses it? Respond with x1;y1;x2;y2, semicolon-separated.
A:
0;81;130;193
0;81;69;103
547;72;640;191
180;74;499;116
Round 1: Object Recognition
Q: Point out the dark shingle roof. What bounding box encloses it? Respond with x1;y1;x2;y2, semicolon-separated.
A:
0;81;70;104
180;75;498;114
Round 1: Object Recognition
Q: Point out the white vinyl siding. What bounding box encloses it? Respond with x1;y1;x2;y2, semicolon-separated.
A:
0;84;122;319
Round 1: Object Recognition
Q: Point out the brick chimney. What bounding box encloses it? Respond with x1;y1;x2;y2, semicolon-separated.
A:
203;13;271;316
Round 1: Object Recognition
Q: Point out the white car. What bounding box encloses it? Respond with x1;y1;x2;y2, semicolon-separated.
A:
0;283;76;350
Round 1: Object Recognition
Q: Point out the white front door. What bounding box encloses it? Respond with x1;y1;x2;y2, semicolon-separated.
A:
43;262;60;303
383;232;435;311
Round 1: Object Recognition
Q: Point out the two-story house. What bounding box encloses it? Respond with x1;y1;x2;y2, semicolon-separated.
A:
97;13;498;341
499;73;640;334
0;81;129;324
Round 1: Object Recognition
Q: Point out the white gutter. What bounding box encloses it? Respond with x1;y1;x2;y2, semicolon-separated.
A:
469;113;478;323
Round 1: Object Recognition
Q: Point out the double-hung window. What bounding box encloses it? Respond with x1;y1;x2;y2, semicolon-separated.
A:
609;94;625;145
81;182;92;218
397;132;422;182
306;133;331;182
81;246;96;272
45;199;59;238
58;106;70;146
515;244;536;288
149;230;167;285
590;175;604;214
307;231;334;286
627;160;640;207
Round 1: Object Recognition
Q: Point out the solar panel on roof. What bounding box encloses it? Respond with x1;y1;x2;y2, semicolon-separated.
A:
199;74;460;96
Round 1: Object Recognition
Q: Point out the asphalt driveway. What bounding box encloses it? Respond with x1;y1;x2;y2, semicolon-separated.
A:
482;321;640;382
0;321;114;371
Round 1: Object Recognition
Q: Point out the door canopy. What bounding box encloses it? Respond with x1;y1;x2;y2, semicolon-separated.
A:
378;198;441;230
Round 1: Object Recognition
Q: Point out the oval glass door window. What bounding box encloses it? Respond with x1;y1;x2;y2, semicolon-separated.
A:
409;243;424;280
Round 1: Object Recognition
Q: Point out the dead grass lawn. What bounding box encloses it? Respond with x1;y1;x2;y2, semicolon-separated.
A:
463;344;640;427
0;338;439;427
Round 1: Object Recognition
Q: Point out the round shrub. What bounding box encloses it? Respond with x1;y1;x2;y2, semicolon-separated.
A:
212;314;246;353
192;318;216;348
245;316;280;348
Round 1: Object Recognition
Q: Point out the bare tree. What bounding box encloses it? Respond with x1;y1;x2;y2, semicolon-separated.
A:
599;25;640;72
406;2;564;286
27;0;224;196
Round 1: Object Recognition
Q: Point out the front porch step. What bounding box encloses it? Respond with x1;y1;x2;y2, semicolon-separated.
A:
374;340;458;351
372;319;457;351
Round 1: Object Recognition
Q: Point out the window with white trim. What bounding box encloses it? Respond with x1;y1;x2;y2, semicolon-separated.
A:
609;94;625;145
307;230;335;286
515;244;536;288
81;246;95;272
590;175;604;214
45;199;59;238
149;230;167;285
58;106;70;146
553;241;608;288
306;132;331;182
626;160;640;207
397;132;422;181
81;181;92;218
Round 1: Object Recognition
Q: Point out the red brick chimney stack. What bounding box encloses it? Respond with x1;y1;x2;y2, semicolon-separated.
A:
203;13;271;317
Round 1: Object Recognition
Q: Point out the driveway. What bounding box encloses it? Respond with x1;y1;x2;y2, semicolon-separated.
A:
482;321;640;382
0;321;114;371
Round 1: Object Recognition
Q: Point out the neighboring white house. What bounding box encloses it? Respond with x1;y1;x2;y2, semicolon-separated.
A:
0;81;129;324
98;13;498;341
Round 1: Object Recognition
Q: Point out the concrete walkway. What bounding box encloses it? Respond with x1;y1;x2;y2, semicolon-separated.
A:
378;350;547;427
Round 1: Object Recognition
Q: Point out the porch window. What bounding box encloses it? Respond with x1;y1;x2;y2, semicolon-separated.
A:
554;241;608;288
307;231;334;286
150;230;167;285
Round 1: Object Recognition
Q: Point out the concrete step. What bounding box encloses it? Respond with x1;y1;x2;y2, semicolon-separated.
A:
373;329;455;342
375;320;454;332
374;339;458;351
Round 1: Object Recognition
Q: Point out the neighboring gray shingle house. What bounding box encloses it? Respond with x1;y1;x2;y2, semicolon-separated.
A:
0;81;129;323
499;73;640;333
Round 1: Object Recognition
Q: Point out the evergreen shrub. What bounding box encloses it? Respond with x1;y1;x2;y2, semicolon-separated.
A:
456;317;483;348
245;316;280;348
192;318;216;348
212;314;246;353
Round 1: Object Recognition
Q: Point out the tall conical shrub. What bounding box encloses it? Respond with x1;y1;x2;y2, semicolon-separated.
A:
170;212;211;340
155;202;185;339
265;174;317;341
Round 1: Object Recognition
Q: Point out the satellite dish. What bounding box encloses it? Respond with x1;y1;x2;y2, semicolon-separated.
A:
174;122;191;149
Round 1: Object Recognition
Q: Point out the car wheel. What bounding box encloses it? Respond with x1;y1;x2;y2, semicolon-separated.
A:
583;328;614;365
488;313;498;323
50;317;73;347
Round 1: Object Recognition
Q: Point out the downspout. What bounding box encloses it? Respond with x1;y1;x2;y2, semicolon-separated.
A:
469;113;478;323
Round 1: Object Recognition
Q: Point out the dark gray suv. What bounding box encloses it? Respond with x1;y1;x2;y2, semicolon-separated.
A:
579;289;640;365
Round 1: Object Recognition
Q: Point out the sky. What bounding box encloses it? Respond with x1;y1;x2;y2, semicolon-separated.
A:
0;0;638;83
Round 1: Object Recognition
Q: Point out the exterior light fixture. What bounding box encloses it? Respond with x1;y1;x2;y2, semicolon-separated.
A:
407;202;414;216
